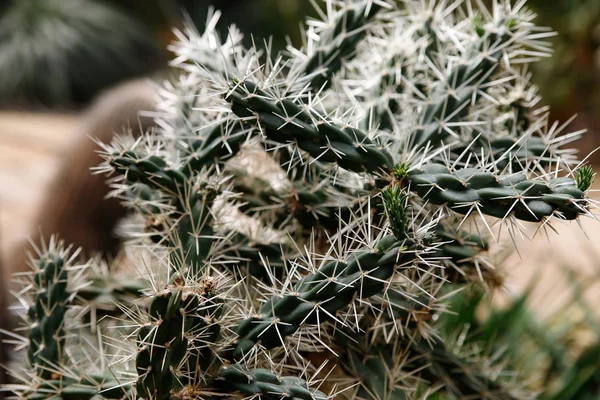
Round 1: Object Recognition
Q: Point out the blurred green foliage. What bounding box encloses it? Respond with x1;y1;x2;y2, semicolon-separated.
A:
437;272;600;400
527;0;600;113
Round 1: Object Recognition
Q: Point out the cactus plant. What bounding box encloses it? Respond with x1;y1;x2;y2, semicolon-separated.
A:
2;1;598;400
0;0;161;108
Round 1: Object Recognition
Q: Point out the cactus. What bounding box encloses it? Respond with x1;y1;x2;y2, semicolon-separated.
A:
0;0;161;108
2;1;598;400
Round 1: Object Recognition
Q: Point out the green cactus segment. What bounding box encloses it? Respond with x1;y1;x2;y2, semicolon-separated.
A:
231;235;422;359
375;54;405;132
411;28;510;148
27;253;70;379
342;335;519;400
182;125;247;174
575;165;595;192
366;290;433;333
26;374;129;400
226;79;394;174
110;150;186;194
408;164;588;221
76;276;147;317
170;193;215;274
216;365;327;400
232;170;343;231
233;233;286;279
452;136;556;170
343;348;407;400
136;288;222;400
408;338;520;400
108;146;218;274
433;226;499;285
301;1;383;92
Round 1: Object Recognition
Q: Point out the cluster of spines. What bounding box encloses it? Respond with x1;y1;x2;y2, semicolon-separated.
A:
5;1;598;400
6;239;130;400
135;281;223;400
96;1;595;398
26;250;70;380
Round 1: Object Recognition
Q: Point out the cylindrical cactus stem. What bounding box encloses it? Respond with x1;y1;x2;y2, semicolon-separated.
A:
371;13;443;132
407;163;590;221
411;24;514;149
179;2;384;177
216;364;327;400
123;174;216;276
452;136;558;171
374;53;406;132
136;281;222;400
26;248;71;380
229;234;427;360
108;149;187;195
26;373;129;400
231;170;343;231
231;232;287;279
300;1;384;92
75;275;147;318
226;79;394;174
181;124;247;175
341;346;407;400
407;337;522;399
432;226;501;286
169;189;216;275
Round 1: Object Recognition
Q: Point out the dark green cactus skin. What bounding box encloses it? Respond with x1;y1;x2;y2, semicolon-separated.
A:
436;227;488;260
367;289;431;324
170;3;382;179
136;287;222;400
301;2;383;92
408;164;587;221
182;125;247;175
373;17;441;133
432;227;500;285
453;136;556;170
27;254;69;380
226;79;394;174
25;374;128;400
340;329;519;400
232;233;286;278
411;28;510;148
230;235;424;360
232;170;345;231
407;338;521;400
178;2;382;173
216;365;327;400
179;2;383;176
110;150;187;194
110;150;216;274
375;54;406;132
170;191;215;274
76;276;147;318
343;347;407;400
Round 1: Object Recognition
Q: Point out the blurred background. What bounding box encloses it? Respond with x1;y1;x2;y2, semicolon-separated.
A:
0;0;598;394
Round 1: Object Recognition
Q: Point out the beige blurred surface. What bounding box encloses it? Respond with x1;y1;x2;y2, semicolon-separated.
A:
498;193;600;314
0;112;79;258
